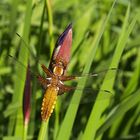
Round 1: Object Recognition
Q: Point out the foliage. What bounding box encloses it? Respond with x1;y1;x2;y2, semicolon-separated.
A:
0;0;140;139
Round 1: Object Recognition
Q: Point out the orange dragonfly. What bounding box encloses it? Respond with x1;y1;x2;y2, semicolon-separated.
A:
37;24;81;121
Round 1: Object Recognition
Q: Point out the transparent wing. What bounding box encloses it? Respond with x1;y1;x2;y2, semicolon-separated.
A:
10;33;48;72
60;68;118;83
78;87;113;104
8;54;39;82
75;68;118;79
58;84;114;105
15;33;40;62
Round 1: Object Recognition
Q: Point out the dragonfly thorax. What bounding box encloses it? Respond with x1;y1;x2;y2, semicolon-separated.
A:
46;75;64;88
53;66;64;76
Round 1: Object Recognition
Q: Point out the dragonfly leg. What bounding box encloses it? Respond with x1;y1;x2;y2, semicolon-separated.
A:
37;75;50;89
59;75;76;81
41;64;53;77
58;84;75;95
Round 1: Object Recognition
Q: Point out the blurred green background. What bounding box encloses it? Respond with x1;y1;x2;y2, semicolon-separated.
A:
0;0;140;140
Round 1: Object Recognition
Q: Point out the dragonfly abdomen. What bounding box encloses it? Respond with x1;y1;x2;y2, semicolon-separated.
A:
41;86;58;121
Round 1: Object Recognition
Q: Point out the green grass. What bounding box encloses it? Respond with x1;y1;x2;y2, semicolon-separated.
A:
0;0;140;140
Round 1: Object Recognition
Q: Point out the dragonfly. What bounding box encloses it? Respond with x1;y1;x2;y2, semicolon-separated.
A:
36;24;117;121
8;23;117;122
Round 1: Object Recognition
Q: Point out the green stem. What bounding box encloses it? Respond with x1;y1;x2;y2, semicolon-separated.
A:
38;121;49;140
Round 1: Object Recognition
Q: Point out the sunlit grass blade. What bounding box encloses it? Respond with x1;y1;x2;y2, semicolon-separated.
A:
81;2;133;140
109;32;140;138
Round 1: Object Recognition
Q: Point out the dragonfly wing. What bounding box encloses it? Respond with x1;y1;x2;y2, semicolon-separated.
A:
8;54;41;84
58;84;75;95
65;68;118;82
79;87;114;104
58;84;114;104
16;33;39;62
9;33;50;77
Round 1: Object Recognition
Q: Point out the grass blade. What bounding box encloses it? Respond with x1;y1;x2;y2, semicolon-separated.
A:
81;2;132;140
